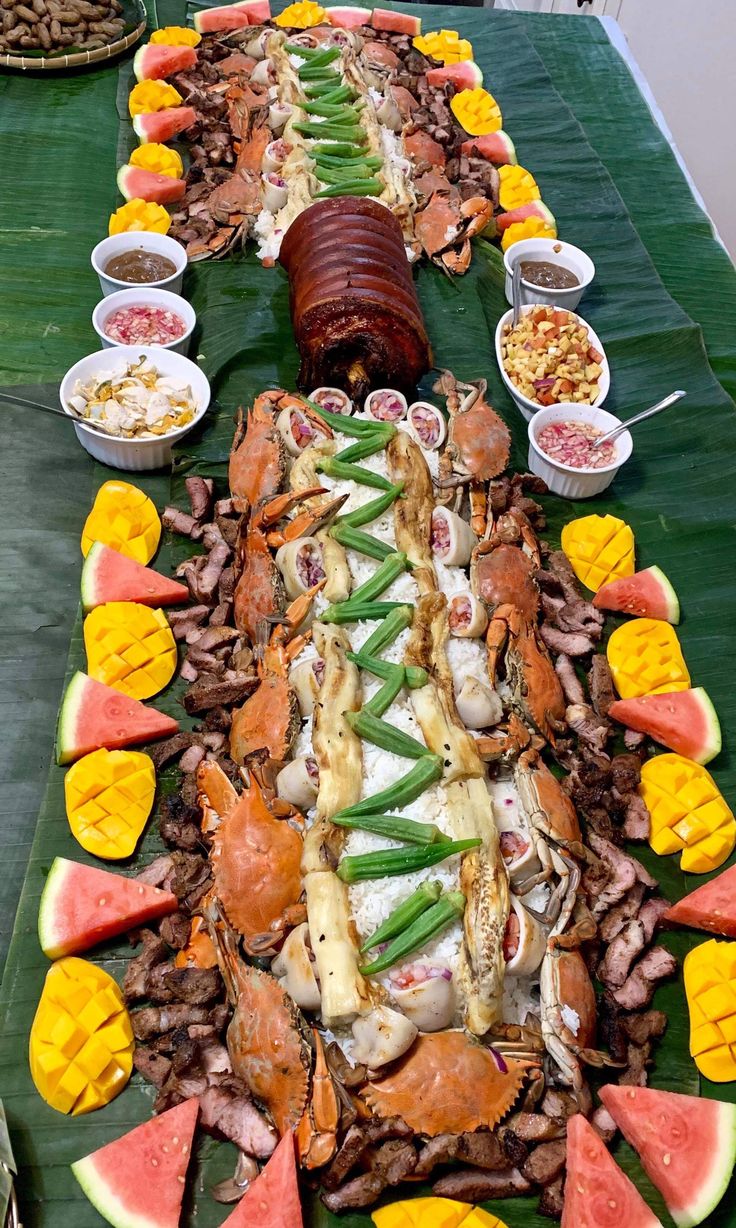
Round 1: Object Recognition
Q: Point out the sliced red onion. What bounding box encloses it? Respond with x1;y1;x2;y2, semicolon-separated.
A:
489;1046;508;1074
365;388;407;422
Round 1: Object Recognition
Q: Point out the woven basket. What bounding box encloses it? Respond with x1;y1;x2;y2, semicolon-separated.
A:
0;0;145;71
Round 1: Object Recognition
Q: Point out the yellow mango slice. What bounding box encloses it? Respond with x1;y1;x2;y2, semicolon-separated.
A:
128;79;183;117
372;1201;508;1228
149;25;201;45
275;0;326;26
607;617;690;700
81;480;161;564
29;957;133;1115
65;747;156;860
84;602;177;700
129;143;184;179
501;216;557;251
640;753;735;873
561;513;635;592
498;164;540;211
450;87;502;136
109;198;172;236
413;29;473;65
684;939;736;1081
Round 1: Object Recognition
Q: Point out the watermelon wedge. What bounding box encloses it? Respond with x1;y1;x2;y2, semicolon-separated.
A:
133;42;197;82
600;1084;736;1228
370;7;421;35
562;1115;663;1228
117;165;186;205
460;131;517;165
194;0;268;34
594;565;680;623
221;1132;303;1226
38;858;177;959
72;1098;199;1228
496;200;556;233
325;5;371;27
133;106;197;144
427;61;483;89
56;673;178;765
664;863;736;937
608;687;721;765
81;542;188;612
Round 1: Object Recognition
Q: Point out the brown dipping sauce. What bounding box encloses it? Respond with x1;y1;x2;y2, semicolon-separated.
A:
105;249;177;285
519;260;579;291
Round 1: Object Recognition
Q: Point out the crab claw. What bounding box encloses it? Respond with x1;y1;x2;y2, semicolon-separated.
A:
266;491;349;548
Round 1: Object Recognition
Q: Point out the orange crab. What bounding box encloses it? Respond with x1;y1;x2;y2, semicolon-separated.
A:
229;390;331;512
203;759;305;955
415;191;494;275
209;906;311;1135
233;486;344;644
433;371;511;535
363;1031;532;1137
471;507;541;617
230;587;321;766
486;603;566;745
540;945;599;1091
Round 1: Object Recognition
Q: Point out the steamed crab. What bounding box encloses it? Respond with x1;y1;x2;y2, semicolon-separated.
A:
471;506;542;619
200;759;305;956
363;1031;535;1137
414;189;494;275
484;603;566;746
433;371;511;535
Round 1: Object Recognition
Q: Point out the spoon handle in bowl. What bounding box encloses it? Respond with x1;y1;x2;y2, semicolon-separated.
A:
593;389;686;447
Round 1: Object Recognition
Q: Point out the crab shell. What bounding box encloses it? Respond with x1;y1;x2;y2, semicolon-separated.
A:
472;542;539;621
515;748;582;845
210;769;304;952
230;671;302;764
227;963;311;1136
363;1031;529;1136
447;387;510;483
487;605;565;744
229;392;288;510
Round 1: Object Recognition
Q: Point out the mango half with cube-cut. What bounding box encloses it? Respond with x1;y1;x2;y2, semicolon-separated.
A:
640;752;735;873
413;29;473;65
372;1199;508;1228
29;957;133;1114
561;513;635;593
84;601;177;701
607;617;690;700
81;480;161;564
64;747;156;859
450;87;502;137
684;938;736;1082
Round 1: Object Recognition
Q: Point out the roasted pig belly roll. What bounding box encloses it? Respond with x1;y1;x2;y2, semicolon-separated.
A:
279;196;432;400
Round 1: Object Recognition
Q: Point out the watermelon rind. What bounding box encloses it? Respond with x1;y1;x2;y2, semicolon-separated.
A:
81;542;189;612
600;1086;736;1228
117;165;185;205
38;857;177;960
193;0;251;34
56;672;88;766
132;106;196;144
370;6;421;35
71;1099;198;1228
609;687;722;765
133;43;197;83
594;565;680;623
72;1155;157;1228
325;5;371;27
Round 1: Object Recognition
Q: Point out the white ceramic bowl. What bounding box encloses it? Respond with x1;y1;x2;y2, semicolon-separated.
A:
495;303;610;424
91;233;187;298
527;403;632;499
503;237;595;311
92;288;196;356
59;345;210;472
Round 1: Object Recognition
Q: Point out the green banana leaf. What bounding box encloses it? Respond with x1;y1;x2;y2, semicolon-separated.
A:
1;1;736;1225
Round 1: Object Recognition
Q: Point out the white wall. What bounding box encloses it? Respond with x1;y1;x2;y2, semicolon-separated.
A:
496;0;736;259
617;0;736;258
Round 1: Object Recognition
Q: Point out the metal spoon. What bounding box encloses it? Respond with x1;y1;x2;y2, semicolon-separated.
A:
511;256;522;327
0;390;115;435
592;389;687;449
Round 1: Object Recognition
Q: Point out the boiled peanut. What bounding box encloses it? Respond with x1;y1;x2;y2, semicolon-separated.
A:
19;30;38;42
5;21;28;38
37;18;50;42
15;5;38;20
56;10;80;21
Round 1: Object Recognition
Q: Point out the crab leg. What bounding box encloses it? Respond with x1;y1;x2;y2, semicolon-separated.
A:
296;1028;339;1169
